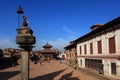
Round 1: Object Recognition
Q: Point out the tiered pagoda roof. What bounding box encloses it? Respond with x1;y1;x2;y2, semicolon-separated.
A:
40;43;56;53
43;43;52;49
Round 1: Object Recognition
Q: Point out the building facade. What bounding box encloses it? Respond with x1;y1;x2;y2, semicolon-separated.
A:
64;42;77;67
74;17;120;79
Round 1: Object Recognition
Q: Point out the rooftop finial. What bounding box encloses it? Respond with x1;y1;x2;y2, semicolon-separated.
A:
17;5;24;28
17;5;24;14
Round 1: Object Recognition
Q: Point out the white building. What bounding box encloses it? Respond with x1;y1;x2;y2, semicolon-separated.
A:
57;51;66;59
74;17;120;79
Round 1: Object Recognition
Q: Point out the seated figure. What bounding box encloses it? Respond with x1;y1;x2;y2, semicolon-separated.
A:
22;15;28;27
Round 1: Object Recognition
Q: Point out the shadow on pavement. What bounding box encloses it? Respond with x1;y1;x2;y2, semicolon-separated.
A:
0;64;19;70
59;71;80;80
0;57;19;70
0;65;12;70
30;68;67;80
0;70;20;80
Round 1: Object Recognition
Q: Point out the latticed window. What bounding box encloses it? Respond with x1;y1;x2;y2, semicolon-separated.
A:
80;46;82;54
97;40;102;54
84;44;87;54
109;37;116;53
90;43;93;54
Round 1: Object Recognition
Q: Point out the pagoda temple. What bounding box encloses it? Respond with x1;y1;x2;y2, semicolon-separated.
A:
40;43;57;61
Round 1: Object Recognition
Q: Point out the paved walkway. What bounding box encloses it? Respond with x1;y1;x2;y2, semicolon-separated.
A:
0;60;111;80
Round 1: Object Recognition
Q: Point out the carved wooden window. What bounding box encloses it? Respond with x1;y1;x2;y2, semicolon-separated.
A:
109;37;116;53
84;44;87;54
80;46;82;54
97;40;102;54
90;43;93;54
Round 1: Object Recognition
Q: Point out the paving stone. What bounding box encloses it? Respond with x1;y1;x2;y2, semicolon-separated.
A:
0;60;111;80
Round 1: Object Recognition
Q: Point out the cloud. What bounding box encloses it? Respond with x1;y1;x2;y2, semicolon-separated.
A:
0;38;69;51
50;38;69;50
33;26;79;51
34;38;69;51
63;26;79;35
34;26;79;51
63;26;78;40
0;39;17;49
34;39;47;50
41;40;47;43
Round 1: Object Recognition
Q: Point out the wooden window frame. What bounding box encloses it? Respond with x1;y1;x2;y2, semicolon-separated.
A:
84;44;87;54
97;40;102;54
109;37;116;54
80;46;82;54
90;43;93;54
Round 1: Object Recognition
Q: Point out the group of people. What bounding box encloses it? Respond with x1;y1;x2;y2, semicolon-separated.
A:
30;53;42;65
11;52;19;67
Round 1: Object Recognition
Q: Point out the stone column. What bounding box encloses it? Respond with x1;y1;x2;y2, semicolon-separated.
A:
16;15;36;80
20;48;30;80
19;46;33;80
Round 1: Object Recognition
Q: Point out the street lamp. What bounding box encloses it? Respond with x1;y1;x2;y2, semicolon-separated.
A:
16;6;36;80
